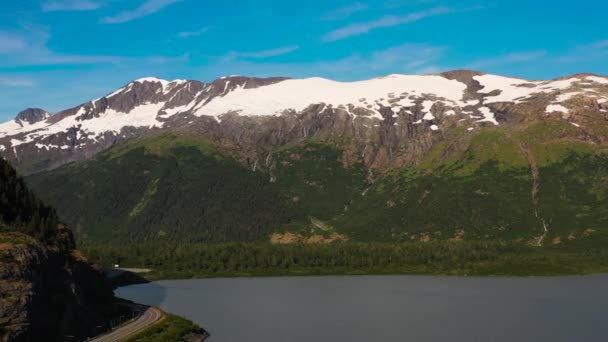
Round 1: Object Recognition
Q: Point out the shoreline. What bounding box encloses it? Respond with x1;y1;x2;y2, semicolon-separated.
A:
109;268;608;288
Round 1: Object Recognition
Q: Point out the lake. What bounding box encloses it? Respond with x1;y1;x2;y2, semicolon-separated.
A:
116;274;608;341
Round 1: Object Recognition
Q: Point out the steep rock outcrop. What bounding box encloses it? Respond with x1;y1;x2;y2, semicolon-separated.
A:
0;233;114;342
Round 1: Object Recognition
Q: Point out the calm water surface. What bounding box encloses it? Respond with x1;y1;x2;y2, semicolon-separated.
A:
116;275;608;341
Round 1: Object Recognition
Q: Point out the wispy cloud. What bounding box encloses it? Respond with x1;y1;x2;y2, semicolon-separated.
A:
177;27;211;38
467;51;546;69
321;6;452;42
321;3;368;21
0;32;26;53
414;65;442;74
205;43;446;80
0;76;35;87
226;46;300;59
356;43;445;72
41;0;103;12
383;0;441;9
555;40;608;63
101;0;183;24
0;26;185;67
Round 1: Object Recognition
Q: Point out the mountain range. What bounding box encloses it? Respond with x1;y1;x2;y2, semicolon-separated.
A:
1;70;607;246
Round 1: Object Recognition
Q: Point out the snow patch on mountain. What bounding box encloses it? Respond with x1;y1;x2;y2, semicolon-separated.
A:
134;77;170;87
195;75;469;119
474;75;541;103
546;104;569;114
6;103;165;148
422;100;436;120
477;107;499;125
585;76;608;85
0;120;25;138
78;103;166;134
2;71;607;159
476;74;608;104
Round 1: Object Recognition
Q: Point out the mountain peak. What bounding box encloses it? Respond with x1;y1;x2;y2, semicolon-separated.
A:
131;77;191;88
15;108;50;125
440;70;486;81
133;77;168;83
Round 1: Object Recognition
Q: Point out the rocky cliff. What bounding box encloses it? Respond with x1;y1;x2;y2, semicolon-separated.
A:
0;158;116;342
0;233;115;342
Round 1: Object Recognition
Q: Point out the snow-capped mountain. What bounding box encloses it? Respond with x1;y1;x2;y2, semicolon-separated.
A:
1;70;607;174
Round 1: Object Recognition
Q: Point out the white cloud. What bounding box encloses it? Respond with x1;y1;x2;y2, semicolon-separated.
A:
41;0;103;12
0;77;35;87
467;51;546;69
321;6;451;42
414;65;442;74
204;43;445;80
177;27;211;38
226;46;300;59
0;26;185;67
555;40;608;63
101;0;183;24
383;0;441;9
0;32;26;53
321;3;368;21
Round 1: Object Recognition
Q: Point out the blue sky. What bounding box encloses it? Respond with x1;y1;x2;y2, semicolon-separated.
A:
0;0;606;120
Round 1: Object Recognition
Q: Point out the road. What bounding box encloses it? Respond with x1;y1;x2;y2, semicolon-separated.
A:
89;305;164;342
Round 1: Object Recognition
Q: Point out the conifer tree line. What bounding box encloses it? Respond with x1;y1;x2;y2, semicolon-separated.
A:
0;158;62;243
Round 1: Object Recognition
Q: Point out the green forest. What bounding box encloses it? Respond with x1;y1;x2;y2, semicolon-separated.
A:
84;236;608;279
0;158;69;247
26;128;608;247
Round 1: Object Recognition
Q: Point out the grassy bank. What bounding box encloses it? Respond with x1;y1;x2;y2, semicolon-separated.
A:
124;311;207;342
84;238;608;280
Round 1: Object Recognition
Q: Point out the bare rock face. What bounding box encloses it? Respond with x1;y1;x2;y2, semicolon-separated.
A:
0;157;116;342
14;108;50;125
0;233;115;342
1;71;607;175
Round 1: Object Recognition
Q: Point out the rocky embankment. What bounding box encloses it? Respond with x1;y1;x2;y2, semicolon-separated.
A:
0;232;115;342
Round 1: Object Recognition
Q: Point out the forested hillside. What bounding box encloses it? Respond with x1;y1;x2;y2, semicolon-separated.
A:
27;118;608;247
0;158;64;245
0;158;116;342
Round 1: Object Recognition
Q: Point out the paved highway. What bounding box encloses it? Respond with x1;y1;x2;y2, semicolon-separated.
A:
89;305;164;342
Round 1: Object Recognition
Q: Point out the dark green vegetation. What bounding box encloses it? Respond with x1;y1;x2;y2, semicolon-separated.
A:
28;134;295;243
0;158;117;341
27;121;608;248
1;148;207;342
339;152;608;242
0;158;64;245
84;235;608;278
124;311;207;342
27;134;368;245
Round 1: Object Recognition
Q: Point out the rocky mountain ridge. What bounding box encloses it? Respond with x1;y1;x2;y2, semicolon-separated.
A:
1;70;607;174
13;70;608;246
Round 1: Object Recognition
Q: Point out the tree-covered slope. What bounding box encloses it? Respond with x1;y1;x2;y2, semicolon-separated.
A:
0;158;63;244
336;121;608;243
26;134;367;244
26;117;608;247
0;158;117;342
